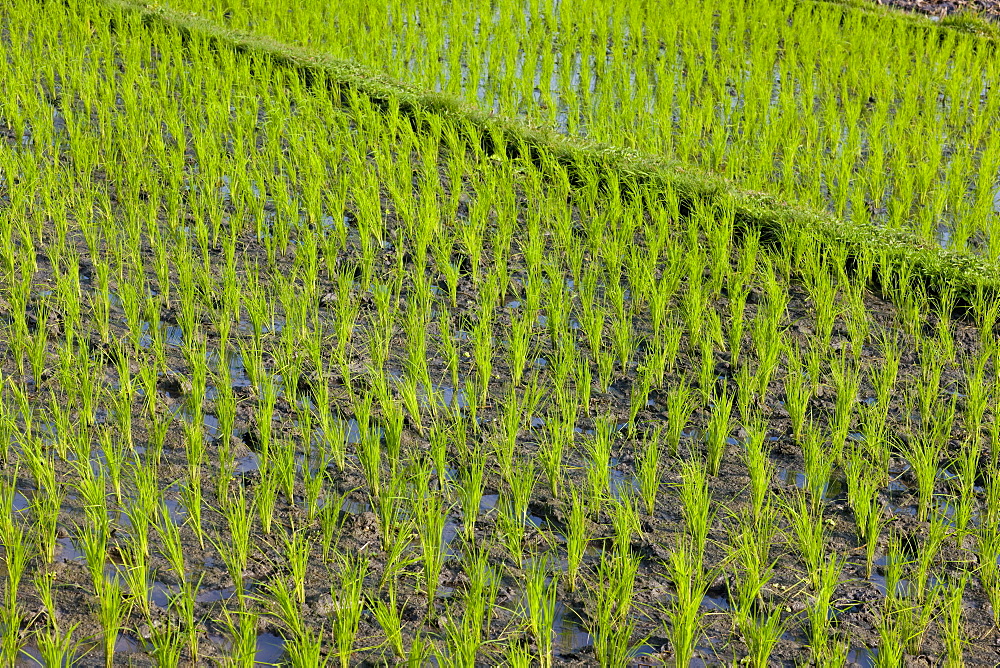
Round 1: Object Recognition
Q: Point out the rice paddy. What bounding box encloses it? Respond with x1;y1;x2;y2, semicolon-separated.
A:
134;0;1000;255
2;0;1000;666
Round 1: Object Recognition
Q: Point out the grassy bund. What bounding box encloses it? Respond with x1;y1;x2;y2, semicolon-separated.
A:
0;0;999;665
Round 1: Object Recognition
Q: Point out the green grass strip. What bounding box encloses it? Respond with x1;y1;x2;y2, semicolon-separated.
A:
97;0;1000;300
814;0;1000;38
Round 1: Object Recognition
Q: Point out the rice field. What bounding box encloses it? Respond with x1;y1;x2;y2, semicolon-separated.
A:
124;0;1000;255
2;0;1000;666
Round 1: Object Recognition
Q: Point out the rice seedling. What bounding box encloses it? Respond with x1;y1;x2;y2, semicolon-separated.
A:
370;583;406;660
739;606;786;668
95;577;132;668
503;642;534;668
949;440;979;538
441;546;499;665
331;554;368;668
976;524;1000;627
801;425;836;518
169;574;204;665
742;419;775;522
727;504;778;620
589;546;642;666
941;573;969;667
609;492;642;555
564;486;589;593
806;554;848;665
456;443;486;541
662;536;713;667
523;555;558;668
913;510;949;604
664;381;695;457
414;486;448;611
844;448;887;578
705;391;732;477
786;492;827;591
254;462;281;536
585;416;615;501
496;492;528;568
676;458;714;561
635;426;663;515
280;526;311;606
30;615;83;668
879;532;938;656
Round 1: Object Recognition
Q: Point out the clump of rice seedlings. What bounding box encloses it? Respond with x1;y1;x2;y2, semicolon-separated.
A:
440;545;499;665
330;555;368;668
784;348;811;443
941;573;969;666
880;531;938;656
727;503;778;617
676;458;714;561
504;641;534;668
750;306;785;402
662;536;713;667
803;252;840;349
727;507;786;667
741;419;775;522
739;606;785;668
32;571;84;666
976;523;1000;627
523;555;558;668
0;486;30;664
539;399;570;499
800;425;837;518
373;464;408;554
786;492;827;591
456;443;486;541
698;390;729;479
22;454;61;564
844;448;887;578
497;490;528;567
913;510;950;605
413;477;449;610
869;331;901;423
280;526;312;606
663;381;695;457
947;443;978;539
635;426;663;515
585;416;616;501
370;583;406;660
806;554;848;665
212;488;255;604
564;487;589;592
588;546;641;666
609;493;642;555
119;536;153;622
95;576;132;668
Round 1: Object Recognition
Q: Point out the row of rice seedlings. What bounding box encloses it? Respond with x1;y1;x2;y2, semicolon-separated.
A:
136;0;1000;253
3;0;1000;663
